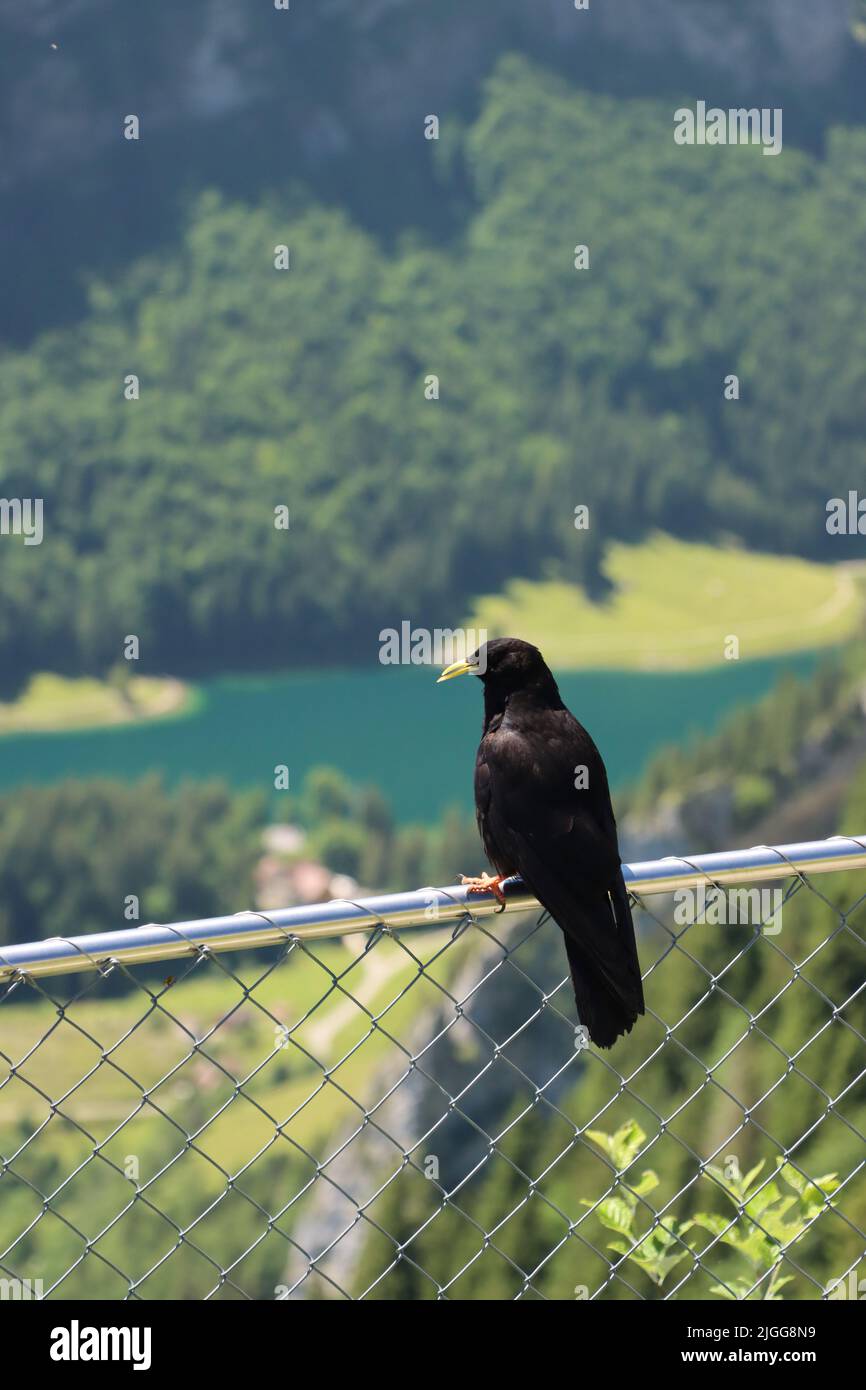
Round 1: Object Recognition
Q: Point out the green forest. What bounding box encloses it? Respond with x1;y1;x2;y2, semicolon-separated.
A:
3;57;866;687
0;768;477;954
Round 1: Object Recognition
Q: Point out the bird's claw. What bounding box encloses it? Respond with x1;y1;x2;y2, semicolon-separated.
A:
460;873;508;911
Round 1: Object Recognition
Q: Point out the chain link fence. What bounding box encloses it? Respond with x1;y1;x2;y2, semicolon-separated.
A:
1;836;865;1301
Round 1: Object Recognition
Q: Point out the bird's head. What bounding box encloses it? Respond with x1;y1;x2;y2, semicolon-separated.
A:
437;636;557;699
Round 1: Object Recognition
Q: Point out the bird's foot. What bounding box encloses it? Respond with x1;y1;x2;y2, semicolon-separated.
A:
460;872;508;910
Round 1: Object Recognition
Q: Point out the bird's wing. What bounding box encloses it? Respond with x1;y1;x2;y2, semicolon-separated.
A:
477;712;642;1010
477;710;619;881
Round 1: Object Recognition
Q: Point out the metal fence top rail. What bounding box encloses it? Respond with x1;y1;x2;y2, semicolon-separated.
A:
2;834;864;982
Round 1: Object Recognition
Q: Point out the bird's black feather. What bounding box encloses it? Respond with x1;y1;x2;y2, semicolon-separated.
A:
469;637;644;1047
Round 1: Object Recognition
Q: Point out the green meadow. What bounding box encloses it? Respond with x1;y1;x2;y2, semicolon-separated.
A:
0;926;477;1297
0;674;192;736
468;537;865;671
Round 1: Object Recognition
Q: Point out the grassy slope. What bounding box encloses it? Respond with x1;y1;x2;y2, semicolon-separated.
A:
466;536;865;671
0;923;497;1296
0;674;191;735
0;928;470;1178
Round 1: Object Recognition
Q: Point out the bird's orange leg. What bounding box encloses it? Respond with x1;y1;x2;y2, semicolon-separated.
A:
460;872;508;908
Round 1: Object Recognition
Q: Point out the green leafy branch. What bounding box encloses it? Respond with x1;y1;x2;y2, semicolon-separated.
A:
582;1120;695;1288
584;1121;839;1299
693;1156;840;1300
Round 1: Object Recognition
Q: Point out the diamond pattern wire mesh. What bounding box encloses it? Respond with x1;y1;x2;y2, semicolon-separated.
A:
1;854;865;1301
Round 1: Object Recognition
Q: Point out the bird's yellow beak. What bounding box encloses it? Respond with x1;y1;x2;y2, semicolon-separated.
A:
436;658;476;684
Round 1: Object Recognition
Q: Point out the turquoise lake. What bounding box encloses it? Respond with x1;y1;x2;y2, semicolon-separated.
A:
0;653;819;822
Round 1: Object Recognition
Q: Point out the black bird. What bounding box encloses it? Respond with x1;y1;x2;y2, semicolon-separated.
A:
438;636;644;1048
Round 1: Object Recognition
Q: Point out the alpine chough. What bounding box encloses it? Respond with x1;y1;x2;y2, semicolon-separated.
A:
438;636;644;1048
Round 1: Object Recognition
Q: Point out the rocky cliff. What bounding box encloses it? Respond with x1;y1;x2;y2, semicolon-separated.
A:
1;0;859;190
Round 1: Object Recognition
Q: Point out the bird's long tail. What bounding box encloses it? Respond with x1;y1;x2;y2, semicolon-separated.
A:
507;826;645;1048
561;871;645;1049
